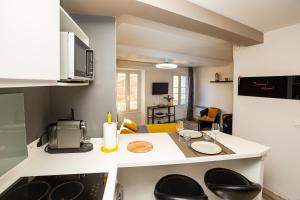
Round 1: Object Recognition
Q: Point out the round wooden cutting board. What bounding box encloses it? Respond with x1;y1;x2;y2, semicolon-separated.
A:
127;140;153;153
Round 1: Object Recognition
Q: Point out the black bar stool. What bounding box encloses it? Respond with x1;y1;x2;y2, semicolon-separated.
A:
204;168;262;200
154;174;208;200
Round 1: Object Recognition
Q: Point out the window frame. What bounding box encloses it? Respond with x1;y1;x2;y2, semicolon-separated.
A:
116;69;141;113
173;75;179;105
173;74;188;106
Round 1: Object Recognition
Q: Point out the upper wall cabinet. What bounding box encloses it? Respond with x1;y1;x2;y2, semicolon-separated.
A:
0;0;60;87
60;6;89;46
0;2;90;88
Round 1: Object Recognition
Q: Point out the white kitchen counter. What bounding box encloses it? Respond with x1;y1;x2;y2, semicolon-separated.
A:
0;132;270;200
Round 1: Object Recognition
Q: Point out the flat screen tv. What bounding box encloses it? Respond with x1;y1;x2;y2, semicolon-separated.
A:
152;82;168;95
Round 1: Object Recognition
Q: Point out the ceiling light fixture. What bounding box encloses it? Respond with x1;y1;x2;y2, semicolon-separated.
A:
155;59;178;69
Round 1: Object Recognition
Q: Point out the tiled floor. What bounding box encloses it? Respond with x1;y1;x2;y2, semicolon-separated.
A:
182;119;198;131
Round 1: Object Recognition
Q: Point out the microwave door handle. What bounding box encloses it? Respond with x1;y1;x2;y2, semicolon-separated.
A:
85;49;89;75
86;49;94;76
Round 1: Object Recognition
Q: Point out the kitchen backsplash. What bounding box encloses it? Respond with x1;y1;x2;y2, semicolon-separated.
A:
0;93;28;176
0;87;51;144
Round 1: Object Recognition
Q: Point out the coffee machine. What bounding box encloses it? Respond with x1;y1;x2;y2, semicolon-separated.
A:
45;109;93;153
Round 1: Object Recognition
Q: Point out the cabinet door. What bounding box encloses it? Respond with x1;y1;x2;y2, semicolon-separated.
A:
0;0;60;81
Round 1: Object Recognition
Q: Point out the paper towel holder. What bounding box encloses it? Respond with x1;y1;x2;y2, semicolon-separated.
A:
101;121;118;153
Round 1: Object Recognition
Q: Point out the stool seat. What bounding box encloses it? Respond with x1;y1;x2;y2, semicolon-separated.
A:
204;168;262;200
154;174;208;200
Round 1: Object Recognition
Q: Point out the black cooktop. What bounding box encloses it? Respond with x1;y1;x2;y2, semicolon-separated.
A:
0;173;108;200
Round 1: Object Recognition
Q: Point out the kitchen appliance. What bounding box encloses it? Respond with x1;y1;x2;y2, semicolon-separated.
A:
46;120;93;153
0;173;108;200
60;32;94;82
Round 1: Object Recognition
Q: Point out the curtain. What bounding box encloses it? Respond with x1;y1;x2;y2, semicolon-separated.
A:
186;67;194;121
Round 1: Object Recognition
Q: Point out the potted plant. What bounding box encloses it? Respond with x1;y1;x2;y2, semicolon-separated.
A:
164;95;174;106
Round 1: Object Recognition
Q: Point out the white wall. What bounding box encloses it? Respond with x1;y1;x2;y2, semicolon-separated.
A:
233;23;300;200
194;64;233;118
50;15;117;138
117;61;188;124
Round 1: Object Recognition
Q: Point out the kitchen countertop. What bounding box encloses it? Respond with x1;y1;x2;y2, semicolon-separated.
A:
0;132;270;200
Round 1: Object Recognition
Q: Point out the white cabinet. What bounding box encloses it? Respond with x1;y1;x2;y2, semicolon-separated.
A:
0;0;60;86
60;6;89;46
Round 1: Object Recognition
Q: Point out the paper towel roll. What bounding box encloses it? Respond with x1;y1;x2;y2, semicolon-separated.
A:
103;122;117;149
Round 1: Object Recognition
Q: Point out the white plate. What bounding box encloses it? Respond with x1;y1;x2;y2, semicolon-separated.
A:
179;130;202;139
191;141;222;155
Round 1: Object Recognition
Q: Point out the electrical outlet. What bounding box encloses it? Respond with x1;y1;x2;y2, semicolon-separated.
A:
0;145;6;151
294;120;300;128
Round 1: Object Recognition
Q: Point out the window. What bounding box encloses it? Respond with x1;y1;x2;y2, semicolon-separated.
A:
173;75;187;105
117;70;141;112
116;72;127;112
173;76;179;105
180;76;187;105
129;73;138;110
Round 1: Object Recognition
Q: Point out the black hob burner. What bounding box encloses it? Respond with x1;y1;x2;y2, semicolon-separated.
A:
0;173;108;200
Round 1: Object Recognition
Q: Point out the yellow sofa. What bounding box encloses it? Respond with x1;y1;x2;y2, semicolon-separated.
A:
120;119;177;134
145;123;177;133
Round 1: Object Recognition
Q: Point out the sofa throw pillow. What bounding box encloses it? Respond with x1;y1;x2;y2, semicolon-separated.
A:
123;118;138;132
120;126;135;134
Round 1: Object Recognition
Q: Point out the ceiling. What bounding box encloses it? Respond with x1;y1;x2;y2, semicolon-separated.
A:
187;0;300;32
117;17;233;67
62;0;300;67
61;0;237;67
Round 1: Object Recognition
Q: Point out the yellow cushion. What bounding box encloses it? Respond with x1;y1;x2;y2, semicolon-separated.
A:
146;123;177;133
200;115;214;122
208;108;219;119
123;119;138;132
120;126;135;134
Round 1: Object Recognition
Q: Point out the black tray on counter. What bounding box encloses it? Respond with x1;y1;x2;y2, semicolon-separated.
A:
45;143;93;154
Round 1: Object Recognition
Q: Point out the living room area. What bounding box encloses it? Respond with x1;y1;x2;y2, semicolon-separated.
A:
115;15;234;134
116;61;233;134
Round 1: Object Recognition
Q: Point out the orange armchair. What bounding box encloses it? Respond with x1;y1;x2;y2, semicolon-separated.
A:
198;107;221;131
